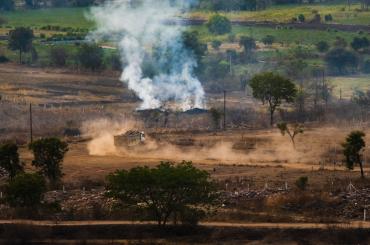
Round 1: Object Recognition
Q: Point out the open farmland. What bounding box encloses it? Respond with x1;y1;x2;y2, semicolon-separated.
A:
2;0;370;243
191;24;368;45
1;7;92;28
189;2;370;25
4;3;370;28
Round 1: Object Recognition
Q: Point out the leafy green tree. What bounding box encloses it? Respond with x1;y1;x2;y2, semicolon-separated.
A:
342;131;366;178
0;142;24;179
324;14;333;22
107;53;122;71
72;0;94;6
239;36;256;54
262;35;275;46
316;41;329;53
77;44;104;71
8;27;34;64
250;72;297;126
363;59;370;73
211;39;222;50
0;0;14;10
106;161;218;226
277;122;304;149
227;33;236;42
325;48;359;74
206;14;232;35
197;0;265;11
298;14;305;22
50;47;68;66
5;173;46;208
333;37;347;48
29;138;68;186
351;36;370;51
204;58;229;80
0;16;7;26
295;176;308;191
353;90;370;109
182;31;207;65
285;58;308;79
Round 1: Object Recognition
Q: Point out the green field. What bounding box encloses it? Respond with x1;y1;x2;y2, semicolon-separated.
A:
191;25;367;46
1;7;364;46
1;6;370;97
190;2;370;25
1;7;93;28
2;2;370;30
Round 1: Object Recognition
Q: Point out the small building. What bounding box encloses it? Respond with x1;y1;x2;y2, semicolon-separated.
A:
114;130;145;147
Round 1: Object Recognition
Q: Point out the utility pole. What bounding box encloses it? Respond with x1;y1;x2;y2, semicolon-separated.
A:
229;53;232;75
29;103;33;143
223;90;226;131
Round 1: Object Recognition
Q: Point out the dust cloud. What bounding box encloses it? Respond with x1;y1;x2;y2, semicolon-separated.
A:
81;118;140;156
82;119;319;165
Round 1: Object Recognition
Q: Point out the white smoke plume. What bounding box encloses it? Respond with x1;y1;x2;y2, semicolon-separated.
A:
88;0;205;110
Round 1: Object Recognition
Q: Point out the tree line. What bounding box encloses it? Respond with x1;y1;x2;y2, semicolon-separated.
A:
0;0;349;12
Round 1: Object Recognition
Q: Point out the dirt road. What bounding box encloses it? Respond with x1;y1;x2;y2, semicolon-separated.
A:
1;220;370;229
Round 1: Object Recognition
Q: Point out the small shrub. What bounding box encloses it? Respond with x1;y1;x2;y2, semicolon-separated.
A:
5;173;46;208
0;16;7;26
363;59;370;73
324;14;333;22
179;207;205;226
295;176;308;191
211;40;222;50
50;47;68;67
316;41;329;53
298;14;305;23
77;44;104;71
0;55;9;63
227;33;236;42
262;35;275;46
313;14;321;23
206;14;232;35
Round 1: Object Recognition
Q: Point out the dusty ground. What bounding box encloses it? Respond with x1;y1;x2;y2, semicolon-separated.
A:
0;64;369;188
14;126;370;189
2;64;370;231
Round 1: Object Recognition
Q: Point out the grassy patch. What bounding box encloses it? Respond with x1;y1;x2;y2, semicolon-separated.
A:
1;7;93;28
190;25;366;46
0;7;366;47
330;75;370;98
189;3;370;25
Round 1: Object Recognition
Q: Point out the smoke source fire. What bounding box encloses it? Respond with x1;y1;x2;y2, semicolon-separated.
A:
88;0;205;111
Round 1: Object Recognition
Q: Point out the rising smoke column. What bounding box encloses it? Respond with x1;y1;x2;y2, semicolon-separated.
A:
88;0;205;110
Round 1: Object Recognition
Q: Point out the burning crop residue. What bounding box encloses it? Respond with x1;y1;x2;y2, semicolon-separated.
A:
88;0;205;111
